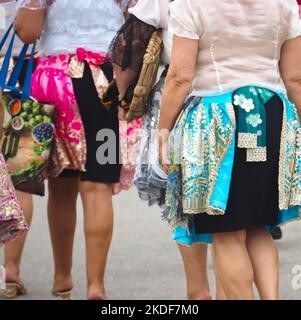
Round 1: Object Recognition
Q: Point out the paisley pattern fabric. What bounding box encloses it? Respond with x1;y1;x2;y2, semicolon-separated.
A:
166;88;301;232
278;93;301;213
0;153;28;246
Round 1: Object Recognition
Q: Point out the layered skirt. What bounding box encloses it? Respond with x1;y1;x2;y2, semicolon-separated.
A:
134;72;168;206
0;153;27;246
31;48;142;191
31;50;101;177
165;88;301;242
135;70;211;244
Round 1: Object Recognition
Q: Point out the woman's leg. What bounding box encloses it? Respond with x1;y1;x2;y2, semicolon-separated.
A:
246;228;279;300
212;230;255;300
4;191;33;285
79;181;114;300
177;243;212;300
48;177;79;293
211;247;228;300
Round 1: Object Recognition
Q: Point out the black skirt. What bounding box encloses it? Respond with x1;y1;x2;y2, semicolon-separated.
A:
60;62;121;183
194;95;283;234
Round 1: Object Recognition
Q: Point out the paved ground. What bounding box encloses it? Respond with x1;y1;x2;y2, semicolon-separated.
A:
1;187;301;300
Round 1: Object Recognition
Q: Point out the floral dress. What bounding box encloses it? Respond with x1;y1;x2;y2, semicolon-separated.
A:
0;153;27;245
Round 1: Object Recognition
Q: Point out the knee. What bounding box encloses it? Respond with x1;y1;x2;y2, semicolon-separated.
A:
213;231;247;262
84;221;113;239
79;181;112;195
213;231;254;286
213;230;246;248
228;262;254;287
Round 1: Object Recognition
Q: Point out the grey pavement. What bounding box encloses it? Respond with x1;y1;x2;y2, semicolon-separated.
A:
1;187;301;300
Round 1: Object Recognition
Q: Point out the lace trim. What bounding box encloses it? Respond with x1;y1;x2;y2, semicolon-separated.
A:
238;132;258;149
246;147;267;162
182;204;226;216
279;100;288;210
17;0;54;10
107;14;157;73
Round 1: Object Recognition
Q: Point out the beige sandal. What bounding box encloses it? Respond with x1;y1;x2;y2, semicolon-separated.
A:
4;282;27;299
52;289;73;300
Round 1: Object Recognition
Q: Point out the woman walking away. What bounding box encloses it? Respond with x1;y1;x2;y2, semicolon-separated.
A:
110;0;216;300
14;0;136;300
159;0;301;300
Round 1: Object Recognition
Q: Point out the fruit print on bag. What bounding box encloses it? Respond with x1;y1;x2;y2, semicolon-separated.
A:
2;91;55;194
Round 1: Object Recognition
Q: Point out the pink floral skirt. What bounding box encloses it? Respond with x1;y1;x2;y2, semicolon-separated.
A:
31;48;143;192
0;153;27;246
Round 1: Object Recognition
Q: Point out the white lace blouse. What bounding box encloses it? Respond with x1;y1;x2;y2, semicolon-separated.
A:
169;0;301;96
129;0;172;65
17;0;134;56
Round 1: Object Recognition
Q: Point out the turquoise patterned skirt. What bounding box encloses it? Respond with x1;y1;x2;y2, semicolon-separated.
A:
169;87;301;245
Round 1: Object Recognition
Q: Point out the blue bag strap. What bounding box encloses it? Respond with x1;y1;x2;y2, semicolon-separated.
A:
22;42;36;100
0;30;16;88
0;23;35;99
7;43;29;88
0;23;13;53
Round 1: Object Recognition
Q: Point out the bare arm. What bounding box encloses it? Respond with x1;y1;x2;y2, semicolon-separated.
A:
113;64;138;101
158;35;198;132
14;8;46;44
279;37;301;119
157;36;198;170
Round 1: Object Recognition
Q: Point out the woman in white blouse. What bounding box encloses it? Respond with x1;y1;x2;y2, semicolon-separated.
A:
159;0;301;299
12;0;136;300
112;0;215;300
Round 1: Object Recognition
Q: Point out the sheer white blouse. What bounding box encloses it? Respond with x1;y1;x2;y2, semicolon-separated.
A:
17;0;134;56
169;0;301;96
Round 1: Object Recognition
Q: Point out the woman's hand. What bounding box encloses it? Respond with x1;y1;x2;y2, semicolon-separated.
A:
158;130;170;174
118;107;127;121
